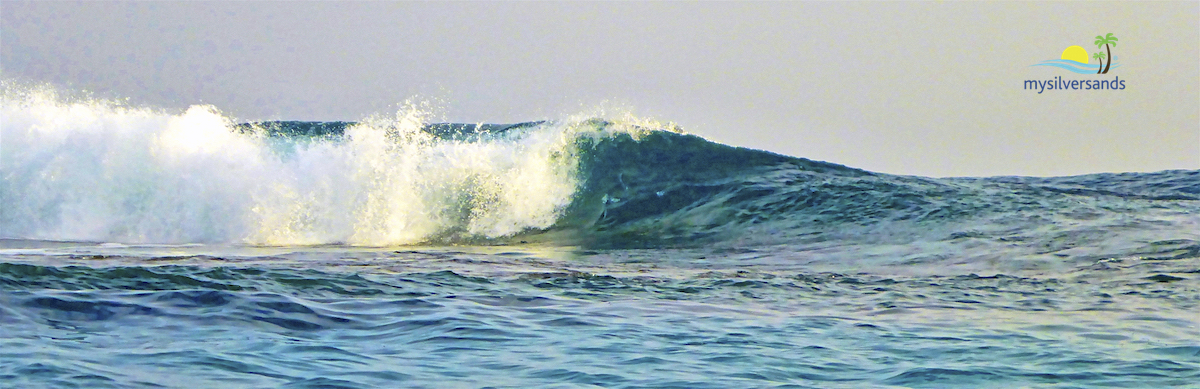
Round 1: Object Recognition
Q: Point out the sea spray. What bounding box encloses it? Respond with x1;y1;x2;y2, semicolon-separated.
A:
4;86;1197;251
1;92;264;242
1;91;589;245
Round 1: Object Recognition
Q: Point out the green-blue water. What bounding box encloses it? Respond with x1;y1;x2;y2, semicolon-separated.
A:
2;102;1198;387
2;242;1198;388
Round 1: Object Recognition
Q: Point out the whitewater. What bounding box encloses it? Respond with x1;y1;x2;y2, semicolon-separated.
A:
2;88;1198;388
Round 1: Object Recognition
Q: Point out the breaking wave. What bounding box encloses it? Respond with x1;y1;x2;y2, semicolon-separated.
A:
2;87;1197;248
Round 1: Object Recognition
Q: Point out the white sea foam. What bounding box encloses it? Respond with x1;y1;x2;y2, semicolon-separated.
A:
0;88;587;245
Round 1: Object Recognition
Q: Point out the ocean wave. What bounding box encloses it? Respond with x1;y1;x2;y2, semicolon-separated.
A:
2;89;1196;248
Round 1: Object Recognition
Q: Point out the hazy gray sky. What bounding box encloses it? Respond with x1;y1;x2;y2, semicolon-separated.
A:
3;1;1197;177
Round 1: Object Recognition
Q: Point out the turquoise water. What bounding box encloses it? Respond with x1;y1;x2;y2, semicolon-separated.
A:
2;95;1198;387
1031;58;1120;74
2;242;1198;388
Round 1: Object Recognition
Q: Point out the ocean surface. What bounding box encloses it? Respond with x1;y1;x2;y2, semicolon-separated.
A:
2;90;1198;388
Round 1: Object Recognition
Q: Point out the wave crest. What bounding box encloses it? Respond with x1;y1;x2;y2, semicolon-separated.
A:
0;93;615;245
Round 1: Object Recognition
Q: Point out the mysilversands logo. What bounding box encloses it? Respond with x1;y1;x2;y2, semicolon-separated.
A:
1025;33;1125;93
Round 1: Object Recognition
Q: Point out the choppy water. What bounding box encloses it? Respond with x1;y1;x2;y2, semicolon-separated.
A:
2;87;1198;388
2;243;1198;388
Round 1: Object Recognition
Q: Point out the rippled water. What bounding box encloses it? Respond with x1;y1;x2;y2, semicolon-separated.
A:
2;242;1197;388
2;92;1197;387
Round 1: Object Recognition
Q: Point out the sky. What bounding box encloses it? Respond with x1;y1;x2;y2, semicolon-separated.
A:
2;1;1197;177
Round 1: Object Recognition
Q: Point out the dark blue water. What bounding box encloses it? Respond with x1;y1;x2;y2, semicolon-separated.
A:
2;243;1198;388
2;104;1198;387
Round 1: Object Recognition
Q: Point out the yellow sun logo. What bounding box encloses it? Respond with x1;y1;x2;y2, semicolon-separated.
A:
1032;33;1119;74
1060;45;1089;64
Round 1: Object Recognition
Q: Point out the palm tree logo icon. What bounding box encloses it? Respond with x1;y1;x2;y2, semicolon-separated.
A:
1094;33;1118;74
1092;52;1106;74
1031;33;1120;74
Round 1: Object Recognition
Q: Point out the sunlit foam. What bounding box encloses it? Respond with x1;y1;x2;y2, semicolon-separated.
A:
0;88;615;246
